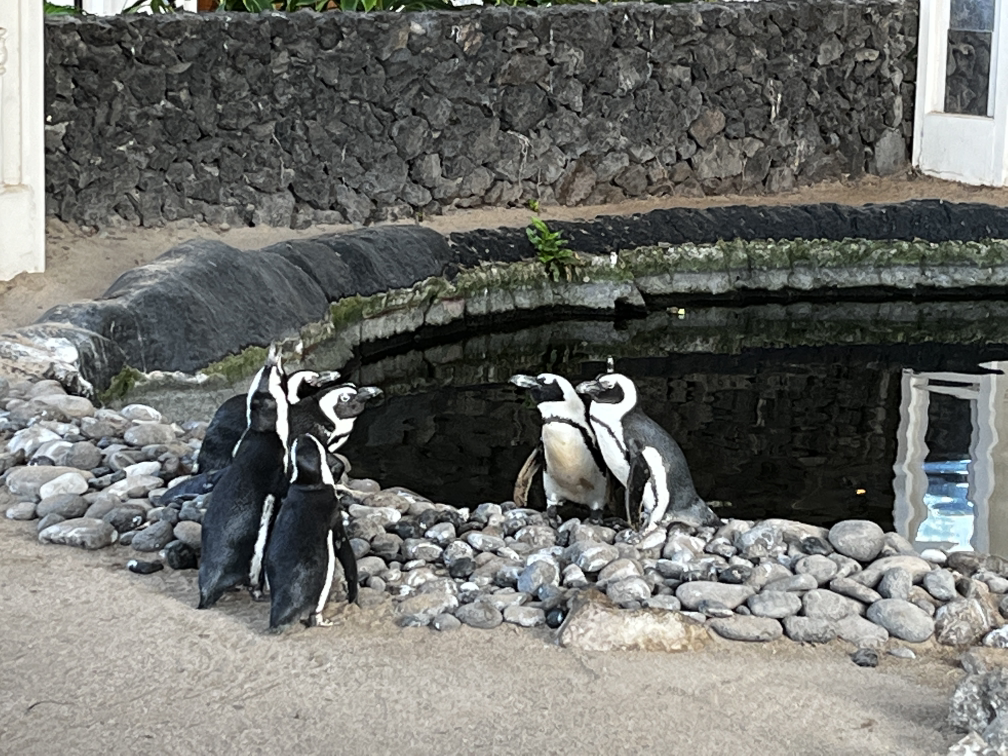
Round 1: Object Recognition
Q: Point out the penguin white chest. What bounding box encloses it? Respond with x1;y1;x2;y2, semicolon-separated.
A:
541;423;602;498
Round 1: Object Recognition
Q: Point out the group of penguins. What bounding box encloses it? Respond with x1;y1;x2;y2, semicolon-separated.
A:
173;346;718;632
163;346;382;630
510;370;719;537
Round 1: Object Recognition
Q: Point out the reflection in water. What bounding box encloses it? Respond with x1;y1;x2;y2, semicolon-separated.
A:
894;364;1006;554
323;301;1008;554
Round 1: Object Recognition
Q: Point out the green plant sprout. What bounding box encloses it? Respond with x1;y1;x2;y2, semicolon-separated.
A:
526;216;579;282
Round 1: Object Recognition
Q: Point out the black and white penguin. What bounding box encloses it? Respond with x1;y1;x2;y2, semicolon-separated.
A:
576;372;719;534
197;374;379;473
196;352;343;474
265;434;358;631
197;353;290;609
509;373;612;524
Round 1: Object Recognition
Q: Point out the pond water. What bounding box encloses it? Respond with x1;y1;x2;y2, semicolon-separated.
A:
297;298;1008;557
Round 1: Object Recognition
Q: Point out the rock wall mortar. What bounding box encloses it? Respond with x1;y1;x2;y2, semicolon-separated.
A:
45;1;915;228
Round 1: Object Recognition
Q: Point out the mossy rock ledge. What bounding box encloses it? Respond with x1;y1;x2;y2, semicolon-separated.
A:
6;200;1008;397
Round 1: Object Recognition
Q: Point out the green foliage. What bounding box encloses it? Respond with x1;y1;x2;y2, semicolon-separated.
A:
526;198;540;213
43;1;81;13
121;0;185;12
526;216;579;282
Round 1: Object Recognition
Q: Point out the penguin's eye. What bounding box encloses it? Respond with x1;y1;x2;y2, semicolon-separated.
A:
339;393;350;402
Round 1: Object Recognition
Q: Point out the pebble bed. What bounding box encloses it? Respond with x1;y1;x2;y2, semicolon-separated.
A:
6;376;1008;654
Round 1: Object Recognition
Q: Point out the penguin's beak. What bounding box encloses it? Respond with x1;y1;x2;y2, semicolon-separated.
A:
509;374;540;390
575;379;603;398
356;386;383;402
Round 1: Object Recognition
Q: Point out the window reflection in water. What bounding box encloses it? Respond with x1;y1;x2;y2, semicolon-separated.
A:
894;363;1005;554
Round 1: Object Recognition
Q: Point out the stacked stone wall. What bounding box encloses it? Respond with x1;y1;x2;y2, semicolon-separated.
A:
45;1;916;228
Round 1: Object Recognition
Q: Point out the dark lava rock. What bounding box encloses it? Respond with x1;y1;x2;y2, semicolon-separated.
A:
851;648;880;668
546;607;566;629
130;520;175;552
127;559;164;575
164;540;199;570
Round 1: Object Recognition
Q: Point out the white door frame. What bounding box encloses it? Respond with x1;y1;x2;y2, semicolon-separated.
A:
913;0;1008;186
0;0;45;281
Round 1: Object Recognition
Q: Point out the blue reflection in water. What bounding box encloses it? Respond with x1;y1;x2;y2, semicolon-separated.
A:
916;459;975;550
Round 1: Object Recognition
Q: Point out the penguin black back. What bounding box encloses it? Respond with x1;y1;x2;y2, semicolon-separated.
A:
265;435;358;631
578;372;718;533
197;357;290;609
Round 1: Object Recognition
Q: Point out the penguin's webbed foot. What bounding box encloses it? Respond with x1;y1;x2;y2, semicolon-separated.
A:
587;509;605;526
545;505;562;529
249;588;270;602
309;613;334;627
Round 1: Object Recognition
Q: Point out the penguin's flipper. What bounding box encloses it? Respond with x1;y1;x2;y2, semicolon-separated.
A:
334;532;359;604
625;450;651;531
513;445;543;510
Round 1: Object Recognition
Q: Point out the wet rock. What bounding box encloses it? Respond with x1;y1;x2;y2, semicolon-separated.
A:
676;581;755;610
794;554;839;585
851;648;879;668
877;567;913;601
802;589;863;621
131;520;175;552
518;560;559;595
503;605;546;627
35;493;89;519
119;404;162;423
431;613;461;632
984;627;1008;648
163;540;198;570
8;426;61;457
402;538;443;562
853;555;933;587
783;616;837;644
65;441;103;471
6;501;38;520
173;520;202;550
37;471;90;500
396;586;459;623
829;577;882;605
124;423;177;447
36;512;66;531
607;577;652;605
836;614;889;647
935;599;992;647
456;599;503;629
949;667;1008;733
127;559;164;575
570;541;620;573
6;466;93;499
747;590;802;619
558;594;707;652
947;551;985;576
828;520;885;562
866;599;935;642
763;573;817;593
744;562;793;590
103;505;148;533
709;615;783;642
644;595;682;611
38;517;117;549
596;558;643;587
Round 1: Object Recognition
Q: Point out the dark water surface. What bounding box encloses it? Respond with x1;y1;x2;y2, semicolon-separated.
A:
317;299;1008;556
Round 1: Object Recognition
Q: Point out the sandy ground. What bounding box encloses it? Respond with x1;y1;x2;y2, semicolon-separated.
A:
4;174;1008;754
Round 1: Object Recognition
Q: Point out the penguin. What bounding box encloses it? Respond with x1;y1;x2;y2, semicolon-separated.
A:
509;373;613;525
196;353;343;474
197;375;380;474
575;372;719;534
313;384;383;453
197;352;291;609
265;434;358;631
